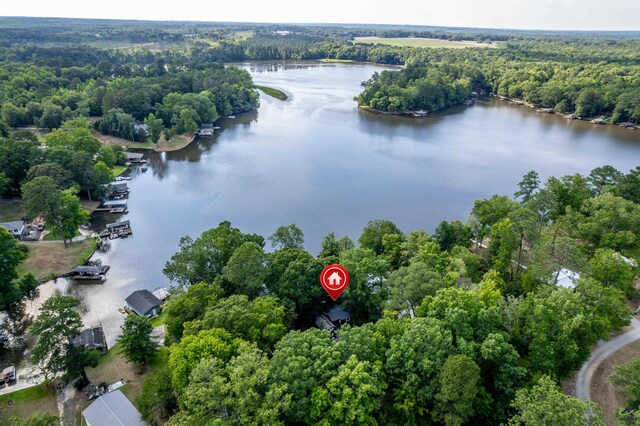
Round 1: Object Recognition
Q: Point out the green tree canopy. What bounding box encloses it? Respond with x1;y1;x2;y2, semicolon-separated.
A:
358;219;403;255
119;314;158;365
268;224;305;250
509;375;603;425
164;221;265;286
29;295;84;382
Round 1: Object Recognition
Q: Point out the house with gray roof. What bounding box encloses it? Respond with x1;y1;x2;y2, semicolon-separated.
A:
70;325;108;355
82;390;147;426
0;220;26;239
126;289;162;317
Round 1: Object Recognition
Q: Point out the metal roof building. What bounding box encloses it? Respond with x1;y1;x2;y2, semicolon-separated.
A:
82;390;148;426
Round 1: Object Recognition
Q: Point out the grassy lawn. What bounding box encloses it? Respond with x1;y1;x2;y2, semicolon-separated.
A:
353;36;498;49
0;385;58;423
255;85;288;100
112;165;128;176
16;238;97;281
93;130;194;152
150;312;166;327
85;343;169;410
0;201;26;222
42;224;81;241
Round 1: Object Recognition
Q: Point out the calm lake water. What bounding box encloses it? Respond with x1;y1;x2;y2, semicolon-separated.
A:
3;62;640;357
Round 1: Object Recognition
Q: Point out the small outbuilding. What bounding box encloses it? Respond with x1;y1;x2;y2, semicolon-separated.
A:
0;220;26;239
126;289;162;317
82;390;148;426
70;325;108;355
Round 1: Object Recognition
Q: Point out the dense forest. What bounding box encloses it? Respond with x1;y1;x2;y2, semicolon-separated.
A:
1;18;639;124
130;163;640;425
355;41;640;120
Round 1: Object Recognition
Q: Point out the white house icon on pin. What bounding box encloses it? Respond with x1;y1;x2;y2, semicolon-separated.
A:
328;271;342;287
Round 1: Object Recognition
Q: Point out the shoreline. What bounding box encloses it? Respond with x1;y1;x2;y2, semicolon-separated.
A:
358;99;638;131
17;236;99;283
93;130;194;153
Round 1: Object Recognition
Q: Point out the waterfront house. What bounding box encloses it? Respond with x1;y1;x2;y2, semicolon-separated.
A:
0;220;26;239
69;325;108;354
126;290;162;317
315;305;351;336
82;390;148;426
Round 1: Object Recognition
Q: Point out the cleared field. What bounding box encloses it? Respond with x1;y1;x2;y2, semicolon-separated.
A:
16;238;97;281
93;131;193;152
353;36;497;49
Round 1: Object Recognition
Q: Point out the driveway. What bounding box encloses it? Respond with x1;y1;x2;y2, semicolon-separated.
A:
576;318;640;401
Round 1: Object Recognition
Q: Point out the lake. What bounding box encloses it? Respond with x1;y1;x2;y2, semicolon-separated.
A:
4;62;640;356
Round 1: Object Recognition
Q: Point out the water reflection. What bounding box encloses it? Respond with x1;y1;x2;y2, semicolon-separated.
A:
3;62;639;356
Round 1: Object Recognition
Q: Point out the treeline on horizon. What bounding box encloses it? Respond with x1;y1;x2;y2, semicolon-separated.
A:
1;20;640;130
126;163;640;425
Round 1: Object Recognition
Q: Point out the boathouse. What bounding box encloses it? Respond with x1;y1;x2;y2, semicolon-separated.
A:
102;220;132;239
70;265;109;281
0;220;26;239
99;199;128;213
109;182;129;196
125;152;146;164
70;325;108;354
126;290;162;317
82;390;148;426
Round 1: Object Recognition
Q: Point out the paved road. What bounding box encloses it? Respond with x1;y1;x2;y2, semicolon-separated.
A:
576;317;640;401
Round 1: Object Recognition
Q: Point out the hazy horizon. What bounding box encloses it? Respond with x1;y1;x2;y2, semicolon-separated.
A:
2;0;639;32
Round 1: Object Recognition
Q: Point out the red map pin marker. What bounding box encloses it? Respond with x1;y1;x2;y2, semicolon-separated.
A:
320;264;350;301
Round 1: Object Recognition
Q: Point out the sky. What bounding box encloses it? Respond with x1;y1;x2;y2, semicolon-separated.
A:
2;0;639;31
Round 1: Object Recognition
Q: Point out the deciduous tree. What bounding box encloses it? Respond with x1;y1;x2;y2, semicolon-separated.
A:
164;221;265;285
268;224;304;250
509;375;603;425
119;314;158;365
29;296;84;382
